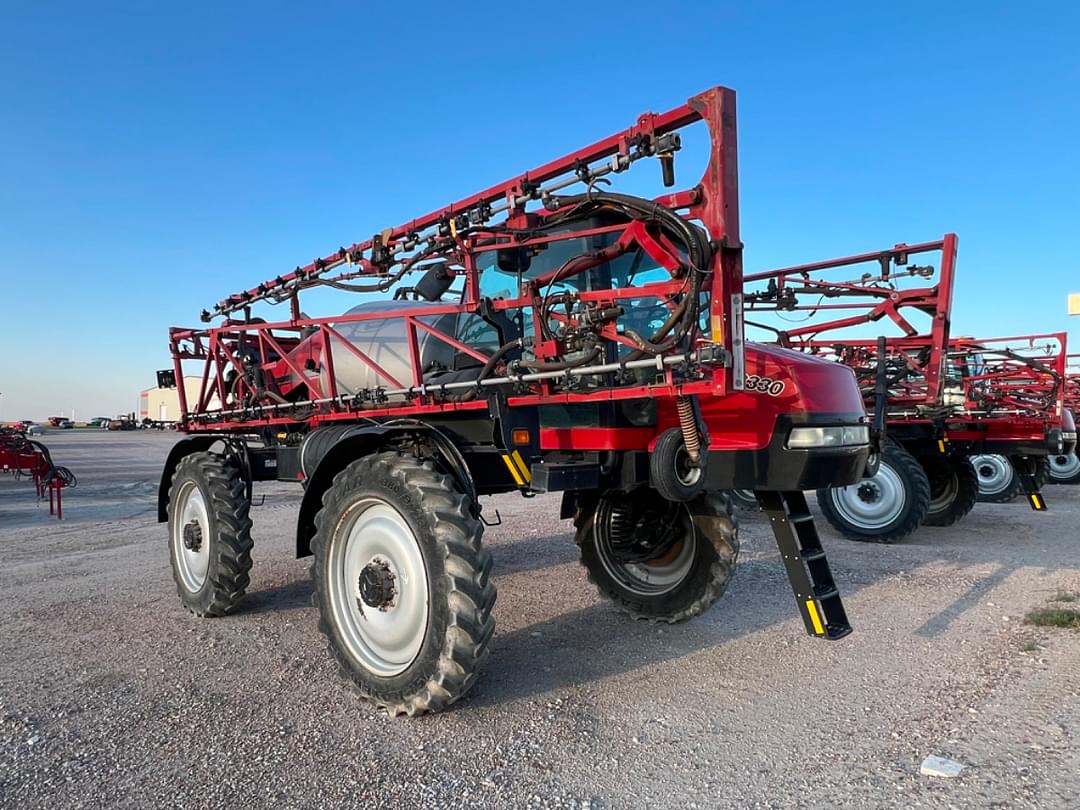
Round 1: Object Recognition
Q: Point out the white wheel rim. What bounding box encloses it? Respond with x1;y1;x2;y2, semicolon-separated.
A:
329;498;429;677
172;481;210;593
1048;452;1080;480
972;454;1014;495
829;462;906;530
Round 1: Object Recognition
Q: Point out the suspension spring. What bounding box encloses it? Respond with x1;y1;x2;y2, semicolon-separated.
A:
676;396;701;465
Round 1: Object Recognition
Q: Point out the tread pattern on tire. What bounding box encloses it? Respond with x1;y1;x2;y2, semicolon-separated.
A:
311;452;495;717
921;455;979;527
575;491;739;623
816;441;930;543
167;452;254;617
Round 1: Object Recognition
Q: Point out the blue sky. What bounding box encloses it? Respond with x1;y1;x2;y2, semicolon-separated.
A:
1;2;1078;419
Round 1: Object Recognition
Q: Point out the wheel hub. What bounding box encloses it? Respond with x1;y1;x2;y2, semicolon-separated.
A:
358;559;397;611
182;520;203;552
857;482;880;503
830;463;906;530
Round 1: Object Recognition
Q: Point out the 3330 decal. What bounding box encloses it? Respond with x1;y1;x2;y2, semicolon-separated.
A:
744;374;786;396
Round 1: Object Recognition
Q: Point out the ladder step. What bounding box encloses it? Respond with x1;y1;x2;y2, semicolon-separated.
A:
787;512;814;523
801;549;827;563
813;585;839;601
825;624;853;641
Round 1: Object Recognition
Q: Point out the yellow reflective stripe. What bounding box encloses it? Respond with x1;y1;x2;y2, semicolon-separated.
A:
937;439;947;453
510;450;532;482
805;599;825;635
501;454;525;486
449;217;458;238
1029;493;1043;510
710;313;724;343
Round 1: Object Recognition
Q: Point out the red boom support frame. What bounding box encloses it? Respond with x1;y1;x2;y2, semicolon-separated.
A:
170;88;746;441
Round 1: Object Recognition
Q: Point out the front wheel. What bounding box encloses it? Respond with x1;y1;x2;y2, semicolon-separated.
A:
1047;452;1080;485
972;454;1019;503
311;452;496;716
816;442;930;543
576;490;739;622
167;452;254;617
920;455;979;527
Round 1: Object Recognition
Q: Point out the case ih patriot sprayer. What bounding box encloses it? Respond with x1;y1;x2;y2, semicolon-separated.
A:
158;86;875;715
741;239;1075;541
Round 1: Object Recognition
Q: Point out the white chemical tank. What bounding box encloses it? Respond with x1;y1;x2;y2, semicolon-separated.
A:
321;301;458;394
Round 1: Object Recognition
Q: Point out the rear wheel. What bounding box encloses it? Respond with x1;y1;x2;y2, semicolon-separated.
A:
972;454;1019;503
576;490;739;622
1047;451;1080;485
167;452;254;617
920;455;979;527
816;442;930;543
311;452;495;716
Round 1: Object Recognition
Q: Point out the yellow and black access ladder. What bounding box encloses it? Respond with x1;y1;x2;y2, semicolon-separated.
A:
757;490;852;640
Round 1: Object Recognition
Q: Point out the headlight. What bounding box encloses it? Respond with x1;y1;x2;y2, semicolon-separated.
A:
787;425;869;449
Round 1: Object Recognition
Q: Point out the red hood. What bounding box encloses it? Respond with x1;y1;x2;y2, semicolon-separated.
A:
661;341;868;451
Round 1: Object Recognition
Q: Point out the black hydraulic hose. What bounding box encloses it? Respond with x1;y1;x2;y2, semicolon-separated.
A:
445;339;522;403
476;339;522;381
517;345;602;372
545;191;711;356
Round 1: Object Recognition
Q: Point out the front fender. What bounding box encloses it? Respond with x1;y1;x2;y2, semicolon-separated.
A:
157;437;218;522
294;423;476;558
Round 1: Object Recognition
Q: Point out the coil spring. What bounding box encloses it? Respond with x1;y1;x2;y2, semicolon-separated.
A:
676;396;701;464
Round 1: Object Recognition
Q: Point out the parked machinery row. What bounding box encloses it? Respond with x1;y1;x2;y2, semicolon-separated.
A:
740;243;1075;541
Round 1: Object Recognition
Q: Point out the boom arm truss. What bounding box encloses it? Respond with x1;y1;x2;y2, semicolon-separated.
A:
170;87;747;430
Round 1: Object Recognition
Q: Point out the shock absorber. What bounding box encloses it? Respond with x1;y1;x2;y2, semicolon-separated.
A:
676;395;701;465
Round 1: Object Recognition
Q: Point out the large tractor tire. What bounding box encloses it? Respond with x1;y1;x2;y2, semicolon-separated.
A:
920;455;979;527
1046;452;1080;485
167;452;254;617
311;452;495;717
972;454;1020;503
815;442;930;543
576;489;739;623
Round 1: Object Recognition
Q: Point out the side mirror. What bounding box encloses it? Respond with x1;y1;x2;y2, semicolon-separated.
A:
497;247;531;274
414;263;455;302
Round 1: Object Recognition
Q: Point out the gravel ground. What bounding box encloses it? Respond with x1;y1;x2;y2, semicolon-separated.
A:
2;431;1079;809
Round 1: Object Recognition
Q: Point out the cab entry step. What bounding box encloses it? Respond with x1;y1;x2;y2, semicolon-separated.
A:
756;490;852;641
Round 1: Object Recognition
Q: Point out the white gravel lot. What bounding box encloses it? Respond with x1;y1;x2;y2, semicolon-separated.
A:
2;431;1079;809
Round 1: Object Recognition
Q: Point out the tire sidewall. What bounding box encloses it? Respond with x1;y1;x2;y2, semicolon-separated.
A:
920;455;978;527
314;462;450;700
921;454;958;520
168;456;225;613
